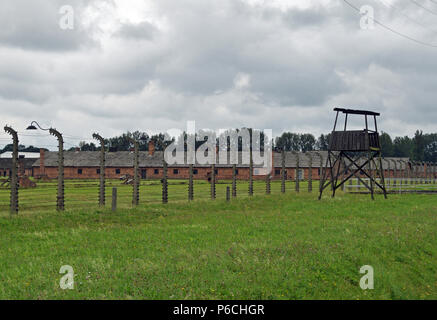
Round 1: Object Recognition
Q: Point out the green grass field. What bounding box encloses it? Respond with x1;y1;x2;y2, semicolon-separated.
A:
0;180;436;299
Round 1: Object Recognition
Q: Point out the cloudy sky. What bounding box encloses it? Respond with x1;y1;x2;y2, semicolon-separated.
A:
1;0;437;150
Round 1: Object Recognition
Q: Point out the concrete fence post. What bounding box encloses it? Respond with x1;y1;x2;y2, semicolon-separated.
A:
391;159;397;189
49;128;64;211
93;133;106;207
188;164;194;201
307;153;313;193
397;160;404;186
162;160;168;204
281;150;286;193
384;159;390;189
232;164;237;198
128;138;140;207
406;161;412;186
426;162;431;184
4;126;19;214
292;151;300;193
398;160;406;191
211;164;216;200
432;162;436;184
249;150;253;196
266;173;271;195
315;152;323;195
420;162;423;185
112;187;117;212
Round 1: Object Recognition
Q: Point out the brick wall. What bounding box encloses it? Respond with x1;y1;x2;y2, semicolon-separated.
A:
32;165;419;181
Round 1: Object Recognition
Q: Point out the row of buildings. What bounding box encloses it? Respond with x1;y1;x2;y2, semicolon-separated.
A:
0;141;434;181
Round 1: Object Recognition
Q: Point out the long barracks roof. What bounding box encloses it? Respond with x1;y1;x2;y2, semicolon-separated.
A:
32;151;414;169
33;151;331;168
0;158;36;169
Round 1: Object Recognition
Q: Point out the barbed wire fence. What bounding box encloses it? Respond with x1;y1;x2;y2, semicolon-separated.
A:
0;130;436;214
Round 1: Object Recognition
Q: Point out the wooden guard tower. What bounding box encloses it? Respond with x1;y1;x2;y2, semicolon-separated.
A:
318;108;388;200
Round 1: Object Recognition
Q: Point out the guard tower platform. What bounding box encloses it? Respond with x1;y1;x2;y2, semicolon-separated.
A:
318;108;388;200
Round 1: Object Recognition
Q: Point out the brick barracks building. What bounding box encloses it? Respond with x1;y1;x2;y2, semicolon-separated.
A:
1;142;430;182
27;142;431;181
31;142;329;181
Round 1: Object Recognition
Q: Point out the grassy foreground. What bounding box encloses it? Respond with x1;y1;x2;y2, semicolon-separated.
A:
0;192;436;299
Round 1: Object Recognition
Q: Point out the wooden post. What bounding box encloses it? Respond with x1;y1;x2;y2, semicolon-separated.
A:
188;164;194;201
341;159;346;192
4;126;19;214
112;187;117;212
232;164;237;198
226;186;230;202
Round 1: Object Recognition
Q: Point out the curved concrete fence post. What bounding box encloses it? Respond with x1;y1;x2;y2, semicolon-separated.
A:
93;133;106;207
4;126;19;214
49;128;64;211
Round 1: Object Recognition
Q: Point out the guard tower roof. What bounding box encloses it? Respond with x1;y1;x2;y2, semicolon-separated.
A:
334;108;380;116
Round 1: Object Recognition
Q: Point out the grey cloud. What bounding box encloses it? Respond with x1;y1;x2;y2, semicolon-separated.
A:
115;21;157;40
1;0;437;146
0;0;96;51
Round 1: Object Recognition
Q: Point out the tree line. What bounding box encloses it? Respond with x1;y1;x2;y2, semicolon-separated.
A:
274;130;437;162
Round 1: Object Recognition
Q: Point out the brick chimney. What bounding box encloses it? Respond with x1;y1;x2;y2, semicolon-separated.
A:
40;148;45;175
148;140;155;156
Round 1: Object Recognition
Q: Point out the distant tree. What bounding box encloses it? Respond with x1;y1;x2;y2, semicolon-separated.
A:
299;134;316;152
379;132;394;157
79;141;97;151
412;130;426;161
393;136;413;158
423;133;437;162
316;134;330;151
150;133;172;151
275;132;300;151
